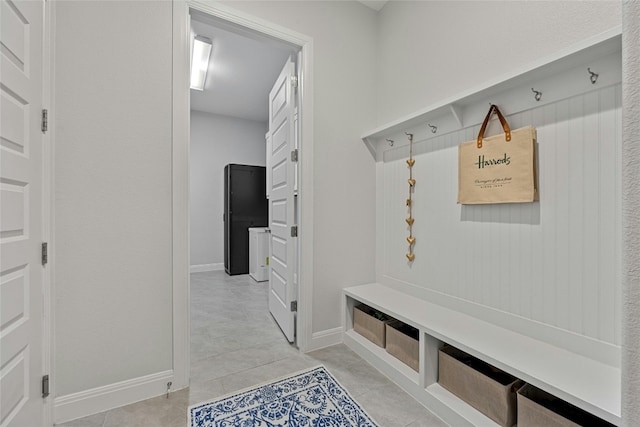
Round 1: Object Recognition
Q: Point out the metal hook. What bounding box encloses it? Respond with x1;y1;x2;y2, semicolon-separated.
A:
404;132;413;139
428;124;437;134
386;138;394;147
588;67;599;84
531;88;542;102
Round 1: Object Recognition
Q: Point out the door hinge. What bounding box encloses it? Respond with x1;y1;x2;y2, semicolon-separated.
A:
290;301;298;312
41;242;48;266
291;75;298;89
41;109;48;133
290;226;298;237
291;149;298;162
42;375;50;398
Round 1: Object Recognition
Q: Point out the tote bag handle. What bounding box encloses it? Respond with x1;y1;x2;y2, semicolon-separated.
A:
477;104;511;148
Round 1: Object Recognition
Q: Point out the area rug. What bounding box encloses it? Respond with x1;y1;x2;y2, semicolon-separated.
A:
188;365;379;426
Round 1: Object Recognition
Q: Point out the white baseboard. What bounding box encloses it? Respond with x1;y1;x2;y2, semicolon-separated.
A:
190;263;224;273
54;370;174;424
306;327;343;352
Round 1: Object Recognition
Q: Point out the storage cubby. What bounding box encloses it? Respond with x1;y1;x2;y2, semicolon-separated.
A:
438;345;522;427
352;304;393;347
517;384;616;427
385;320;419;372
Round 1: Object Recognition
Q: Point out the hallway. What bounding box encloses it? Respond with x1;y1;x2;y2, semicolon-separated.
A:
57;271;446;426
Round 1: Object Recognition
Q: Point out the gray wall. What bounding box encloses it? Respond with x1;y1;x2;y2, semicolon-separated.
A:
375;1;622;124
190;111;267;268
54;1;172;395
622;1;640;424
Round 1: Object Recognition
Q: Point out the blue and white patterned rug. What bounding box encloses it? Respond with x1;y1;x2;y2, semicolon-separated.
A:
188;366;379;427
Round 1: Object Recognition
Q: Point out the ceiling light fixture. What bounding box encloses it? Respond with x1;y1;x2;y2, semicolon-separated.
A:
190;35;212;91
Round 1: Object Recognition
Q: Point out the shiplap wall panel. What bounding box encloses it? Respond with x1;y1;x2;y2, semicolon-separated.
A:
381;84;621;346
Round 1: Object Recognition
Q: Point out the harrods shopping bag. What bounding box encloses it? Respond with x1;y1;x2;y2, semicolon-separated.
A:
458;105;538;204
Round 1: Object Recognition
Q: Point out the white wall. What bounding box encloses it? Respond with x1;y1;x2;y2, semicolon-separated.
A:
622;1;640;424
54;0;172;397
376;1;622;125
219;1;379;334
380;85;622;354
372;0;623;359
190;111;267;268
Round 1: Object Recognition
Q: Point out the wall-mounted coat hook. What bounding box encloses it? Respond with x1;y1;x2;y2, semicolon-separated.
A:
531;88;542;102
428;124;437;134
386;138;394;147
588;67;599;84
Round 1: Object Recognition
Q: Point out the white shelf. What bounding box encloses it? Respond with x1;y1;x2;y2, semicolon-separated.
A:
344;283;621;426
344;329;419;385
426;383;499;427
362;27;622;161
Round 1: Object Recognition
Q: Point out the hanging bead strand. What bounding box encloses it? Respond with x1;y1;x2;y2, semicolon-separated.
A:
406;132;415;262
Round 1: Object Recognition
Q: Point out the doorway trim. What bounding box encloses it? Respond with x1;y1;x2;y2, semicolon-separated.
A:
43;0;54;424
171;0;315;389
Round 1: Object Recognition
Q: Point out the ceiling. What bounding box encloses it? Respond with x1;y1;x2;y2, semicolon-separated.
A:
190;14;296;123
190;2;386;123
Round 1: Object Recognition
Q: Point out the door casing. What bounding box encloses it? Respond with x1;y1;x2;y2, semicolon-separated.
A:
171;0;315;390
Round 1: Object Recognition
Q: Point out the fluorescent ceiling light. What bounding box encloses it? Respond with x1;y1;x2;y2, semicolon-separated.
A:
191;35;212;91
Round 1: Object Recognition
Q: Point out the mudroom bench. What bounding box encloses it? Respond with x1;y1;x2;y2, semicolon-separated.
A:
342;283;621;426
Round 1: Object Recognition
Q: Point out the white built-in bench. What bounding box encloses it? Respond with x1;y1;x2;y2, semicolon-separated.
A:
343;283;621;426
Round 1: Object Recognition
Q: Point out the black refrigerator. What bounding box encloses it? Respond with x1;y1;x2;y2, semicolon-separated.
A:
224;164;268;275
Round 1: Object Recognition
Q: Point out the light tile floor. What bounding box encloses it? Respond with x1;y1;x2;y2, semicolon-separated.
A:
57;271;447;427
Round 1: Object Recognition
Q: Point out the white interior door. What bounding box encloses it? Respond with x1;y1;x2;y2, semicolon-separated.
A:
1;0;45;426
267;58;297;343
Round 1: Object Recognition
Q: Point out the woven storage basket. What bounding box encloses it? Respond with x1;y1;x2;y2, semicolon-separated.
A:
353;304;389;347
517;384;615;427
385;320;419;372
438;345;522;427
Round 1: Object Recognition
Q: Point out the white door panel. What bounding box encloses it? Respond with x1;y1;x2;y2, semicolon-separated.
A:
265;132;271;199
267;58;297;343
271;200;286;225
271;160;287;193
270;269;287;301
0;0;45;426
271;234;286;265
270;74;288;120
1;186;26;233
293;110;298;194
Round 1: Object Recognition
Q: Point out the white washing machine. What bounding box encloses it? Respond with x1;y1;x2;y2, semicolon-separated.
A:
248;227;269;282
